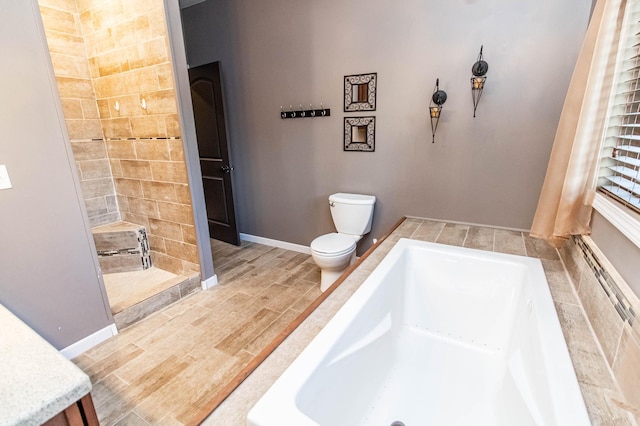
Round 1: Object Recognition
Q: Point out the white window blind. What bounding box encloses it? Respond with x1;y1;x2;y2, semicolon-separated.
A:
598;3;640;213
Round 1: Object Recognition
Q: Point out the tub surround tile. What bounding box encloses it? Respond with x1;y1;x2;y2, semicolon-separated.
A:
464;226;495;251
409;219;445;243
614;325;640;411
524;235;560;260
435;223;469;246
580;384;637;425
541;259;580;305
579;268;625;366
493;229;526;256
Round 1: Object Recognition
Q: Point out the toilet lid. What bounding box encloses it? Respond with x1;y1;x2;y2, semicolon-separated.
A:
311;233;356;255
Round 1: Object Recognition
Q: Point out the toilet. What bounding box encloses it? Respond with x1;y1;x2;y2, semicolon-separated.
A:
310;193;376;292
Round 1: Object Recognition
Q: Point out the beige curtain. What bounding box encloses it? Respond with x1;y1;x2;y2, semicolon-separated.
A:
530;0;627;247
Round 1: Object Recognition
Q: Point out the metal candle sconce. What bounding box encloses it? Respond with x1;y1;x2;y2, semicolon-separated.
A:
429;79;447;143
471;46;488;117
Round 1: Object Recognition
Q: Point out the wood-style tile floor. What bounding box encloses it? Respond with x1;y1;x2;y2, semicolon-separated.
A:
72;239;321;426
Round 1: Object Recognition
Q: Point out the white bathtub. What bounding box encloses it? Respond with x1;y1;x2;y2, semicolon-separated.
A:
248;238;589;426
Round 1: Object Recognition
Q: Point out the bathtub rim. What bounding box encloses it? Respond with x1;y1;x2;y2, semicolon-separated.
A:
247;238;590;426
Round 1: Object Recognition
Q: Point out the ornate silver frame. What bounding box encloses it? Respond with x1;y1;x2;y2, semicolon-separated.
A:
344;116;375;152
344;73;377;112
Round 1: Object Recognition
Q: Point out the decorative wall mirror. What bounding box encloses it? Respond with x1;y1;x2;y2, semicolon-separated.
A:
344;73;377;111
344;116;375;152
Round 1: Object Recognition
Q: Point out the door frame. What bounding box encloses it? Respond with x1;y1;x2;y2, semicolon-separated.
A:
163;0;216;287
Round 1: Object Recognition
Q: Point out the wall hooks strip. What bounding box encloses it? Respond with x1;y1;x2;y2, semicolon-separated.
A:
280;103;330;119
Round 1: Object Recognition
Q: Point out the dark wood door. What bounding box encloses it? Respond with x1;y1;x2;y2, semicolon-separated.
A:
188;62;239;245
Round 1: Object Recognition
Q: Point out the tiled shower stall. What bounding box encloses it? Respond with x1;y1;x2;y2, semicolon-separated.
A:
39;0;201;327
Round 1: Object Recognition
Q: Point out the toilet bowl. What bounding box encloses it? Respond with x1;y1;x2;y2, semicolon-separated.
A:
310;233;358;292
310;193;375;292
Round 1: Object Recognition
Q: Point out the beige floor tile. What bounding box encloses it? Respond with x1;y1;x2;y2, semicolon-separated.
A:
86;343;144;384
244;309;301;356
216;308;281;356
113;411;150;426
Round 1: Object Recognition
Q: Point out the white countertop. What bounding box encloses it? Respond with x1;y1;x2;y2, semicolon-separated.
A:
0;304;92;426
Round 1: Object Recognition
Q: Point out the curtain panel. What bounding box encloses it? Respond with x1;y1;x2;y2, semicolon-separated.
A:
530;0;626;247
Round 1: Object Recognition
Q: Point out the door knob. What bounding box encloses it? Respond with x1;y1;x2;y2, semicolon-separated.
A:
221;164;234;173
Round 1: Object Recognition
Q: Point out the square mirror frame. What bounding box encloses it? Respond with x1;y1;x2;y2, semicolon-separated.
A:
344;72;377;112
344;116;375;152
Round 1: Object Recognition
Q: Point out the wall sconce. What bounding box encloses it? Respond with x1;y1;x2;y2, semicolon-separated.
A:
429;78;447;143
471;45;488;117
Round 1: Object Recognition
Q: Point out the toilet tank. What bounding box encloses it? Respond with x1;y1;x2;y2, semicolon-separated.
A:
329;193;376;237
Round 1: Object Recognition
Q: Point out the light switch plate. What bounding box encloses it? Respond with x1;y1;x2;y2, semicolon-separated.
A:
0;165;13;190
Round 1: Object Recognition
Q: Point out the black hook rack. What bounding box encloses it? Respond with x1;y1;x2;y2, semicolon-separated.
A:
280;104;331;119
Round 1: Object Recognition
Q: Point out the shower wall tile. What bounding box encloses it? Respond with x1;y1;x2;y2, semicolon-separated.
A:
71;138;109;164
181;225;197;245
81;177;116;199
40;0;119;227
175;184;192;205
39;0;77;13
50;53;91;79
84;197;109;217
150;162;188;184
114;178;144;198
61;99;84;119
157;202;193;225
157;63;175;90
66;119;103;139
149;219;183;241
106;140;136;160
142;181;178;203
149;234;166;253
79;159;112;180
41;28;85;54
128;197;159;218
40;0;199;276
102;118;134;138
168;140;185;162
81;100;100;119
39;6;77;36
55;76;95;99
120;160;153;180
130;116;167;138
135;140;171;161
165;240;199;265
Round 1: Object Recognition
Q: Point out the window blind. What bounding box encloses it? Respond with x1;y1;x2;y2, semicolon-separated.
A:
598;4;640;213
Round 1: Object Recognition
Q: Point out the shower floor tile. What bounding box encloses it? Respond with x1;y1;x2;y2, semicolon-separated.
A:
104;267;186;314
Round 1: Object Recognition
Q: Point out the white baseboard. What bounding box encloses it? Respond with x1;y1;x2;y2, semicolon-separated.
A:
240;233;311;254
201;274;218;290
60;323;118;360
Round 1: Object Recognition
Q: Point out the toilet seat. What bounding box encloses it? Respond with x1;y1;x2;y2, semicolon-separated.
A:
310;233;356;256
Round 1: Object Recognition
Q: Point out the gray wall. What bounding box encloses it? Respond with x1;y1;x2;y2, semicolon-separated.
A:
0;0;113;349
591;211;640;296
181;0;591;251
